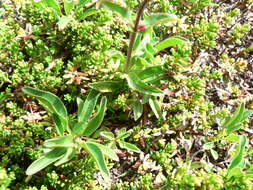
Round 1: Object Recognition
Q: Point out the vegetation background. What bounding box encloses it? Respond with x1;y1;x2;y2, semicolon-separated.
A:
0;0;253;189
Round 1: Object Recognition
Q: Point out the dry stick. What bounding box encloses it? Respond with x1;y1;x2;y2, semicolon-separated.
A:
124;0;151;73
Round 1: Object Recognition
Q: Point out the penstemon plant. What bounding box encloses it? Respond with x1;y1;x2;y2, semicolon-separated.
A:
22;87;117;180
89;0;189;122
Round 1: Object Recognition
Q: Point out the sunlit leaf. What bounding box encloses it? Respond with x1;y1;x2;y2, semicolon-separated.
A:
84;141;110;179
132;99;143;121
72;121;88;136
228;135;248;174
100;131;115;140
101;0;131;20
83;96;107;136
42;0;62;16
52;113;68;136
22;87;68;119
26;147;67;175
155;36;189;53
203;142;214;150
125;72;163;96
89;81;123;93
77;90;101;123
44;136;74;148
149;97;164;120
143;13;181;28
210;149;218;160
118;140;141;153
138;65;165;84
57;15;71;30
54;148;76;166
89;142;119;161
79;8;99;20
63;0;74;15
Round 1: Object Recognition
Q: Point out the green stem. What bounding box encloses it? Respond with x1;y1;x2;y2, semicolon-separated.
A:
124;0;150;73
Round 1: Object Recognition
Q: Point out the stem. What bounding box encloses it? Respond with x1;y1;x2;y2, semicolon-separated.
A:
124;0;150;73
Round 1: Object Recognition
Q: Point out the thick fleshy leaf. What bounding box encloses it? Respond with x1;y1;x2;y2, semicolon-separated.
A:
42;0;62;16
89;81;123;93
44;136;74;148
84;141;110;179
89;142;119;161
132;100;143;121
22;87;68;118
57;15;71;30
101;0;131;20
143;13;180;28
100;131;115;140
52;113;68;136
77;90;101;123
155;36;189;53
63;0;74;15
118;140;141;153
223;103;245;134
26;147;67;175
125;72;164;96
228;135;247;173
79;8;99;20
149;97;164;120
72;121;88;136
54;148;76;166
138;65;165;84
83;96;107;136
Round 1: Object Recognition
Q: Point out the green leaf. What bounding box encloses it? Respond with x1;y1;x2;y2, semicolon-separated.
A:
125;72;164;96
54;148;76;166
63;0;74;15
226;134;240;142
133;32;142;51
52;113;68;136
155;36;189;53
118;140;141;153
228;135;248;173
22;87;68;119
57;15;71;30
138;65;165;84
210;149;218;160
44;136;74;148
77;90;101;123
89;81;123;93
42;0;62;16
101;0;131;20
84;141;110;179
118;128;131;139
72;121;88;136
83;96;107;136
223;103;245;134
132;100;143;121
26;147;67;175
149;97;164;120
89;142;119;161
242;109;253;120
203;142;214;150
143;13;181;28
100;131;115;140
79;8;99;20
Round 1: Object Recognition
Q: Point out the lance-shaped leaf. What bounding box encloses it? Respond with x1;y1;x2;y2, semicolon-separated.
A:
52;113;68;136
242;109;253;121
42;0;62;16
89;142;119;161
228;135;248;174
138;65;165;84
101;0;131;20
26;147;67;175
133;32;142;51
89;81;123;93
22;87;68;119
54;148;76;166
83;96;107;136
155;36;189;53
84;141;110;179
63;0;74;15
118;128;131;139
77;90;101;123
79;8;99;20
118;140;141;153
149;97;164;120
44;136;74;148
100;131;115;140
125;72;164;96
72;121;88;136
222;103;245;134
132;99;143;121
143;13;181;28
